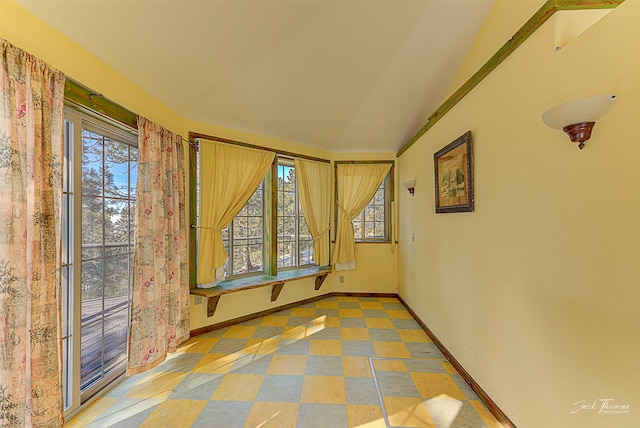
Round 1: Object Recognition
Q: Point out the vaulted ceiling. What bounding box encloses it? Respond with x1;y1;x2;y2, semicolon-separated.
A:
18;0;494;152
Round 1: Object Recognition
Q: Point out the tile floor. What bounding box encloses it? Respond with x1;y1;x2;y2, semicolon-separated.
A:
68;296;502;428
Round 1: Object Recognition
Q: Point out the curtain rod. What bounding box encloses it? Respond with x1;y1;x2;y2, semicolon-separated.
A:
189;131;330;164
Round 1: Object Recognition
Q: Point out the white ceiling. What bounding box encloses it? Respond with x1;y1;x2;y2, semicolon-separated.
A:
19;0;494;153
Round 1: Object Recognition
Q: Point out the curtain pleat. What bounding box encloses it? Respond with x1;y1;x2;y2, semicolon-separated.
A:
197;141;274;286
294;158;331;266
333;163;391;271
0;38;66;427
127;117;189;375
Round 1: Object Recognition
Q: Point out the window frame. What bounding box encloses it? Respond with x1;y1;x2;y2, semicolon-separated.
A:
62;106;139;418
334;161;395;244
190;136;330;286
276;157;314;270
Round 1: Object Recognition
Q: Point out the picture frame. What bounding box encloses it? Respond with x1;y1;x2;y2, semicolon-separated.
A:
434;131;474;213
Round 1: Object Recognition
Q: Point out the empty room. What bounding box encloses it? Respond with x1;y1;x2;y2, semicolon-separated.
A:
1;0;638;427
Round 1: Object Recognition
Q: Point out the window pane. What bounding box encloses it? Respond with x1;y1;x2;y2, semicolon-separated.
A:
352;173;389;241
80;124;135;398
104;139;130;198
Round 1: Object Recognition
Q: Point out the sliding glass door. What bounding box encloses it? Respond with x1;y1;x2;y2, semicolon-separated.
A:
62;109;138;415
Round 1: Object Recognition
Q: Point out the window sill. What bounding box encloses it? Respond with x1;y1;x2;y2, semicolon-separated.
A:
191;266;332;317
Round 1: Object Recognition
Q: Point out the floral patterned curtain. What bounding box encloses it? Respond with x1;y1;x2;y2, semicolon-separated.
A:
0;38;66;427
127;117;189;375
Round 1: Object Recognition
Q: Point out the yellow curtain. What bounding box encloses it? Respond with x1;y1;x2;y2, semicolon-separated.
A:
197;141;274;286
333;163;391;270
294;158;332;266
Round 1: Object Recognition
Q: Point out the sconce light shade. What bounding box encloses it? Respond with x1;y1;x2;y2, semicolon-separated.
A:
403;180;416;196
542;94;616;149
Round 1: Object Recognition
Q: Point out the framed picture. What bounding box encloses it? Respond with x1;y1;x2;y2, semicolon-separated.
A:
434;131;474;213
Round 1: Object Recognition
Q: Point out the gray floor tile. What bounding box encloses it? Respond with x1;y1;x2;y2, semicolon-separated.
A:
405;342;445;359
169;373;224;400
368;328;402;342
287;317;315;327
275;339;311;355
307;327;341;340
339;318;367;328
192;400;253;428
231;354;273;374
341;340;376;356
255;375;304;402
375;371;420;397
362;310;387;318
296;403;348;428
305;355;344;376
253;326;285;338
314;308;339;317
391;318;421;330
450;373;479;400
151;352;203;373
209;338;250;354
338;301;360;309
404;359;447;373
345;377;380;405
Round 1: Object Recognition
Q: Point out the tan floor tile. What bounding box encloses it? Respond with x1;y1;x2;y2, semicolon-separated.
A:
177;337;219;353
223;325;258;338
385;310;412;319
383;396;435;427
469;400;503;428
343;356;373;377
441;361;457;374
340;327;371;341
211;373;264;401
309;339;342;356
301;376;346;404
244;402;299;428
246;337;280;354
192;353;239;374
66;397;118;427
397;329;431;343
410;373;466;400
337;296;359;302
339;308;364;318
365;318;395;329
124;371;187;400
282;325;308;340
260;315;289;327
347;404;386;428
267;354;308;375
323;316;341;327
378;297;399;302
359;302;384;310
372;359;407;372
139;399;207;428
291;307;316;317
316;300;339;309
373;342;411;358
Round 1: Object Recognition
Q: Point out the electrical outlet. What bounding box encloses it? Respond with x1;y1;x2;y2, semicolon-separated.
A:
194;296;202;305
339;275;344;284
411;232;415;242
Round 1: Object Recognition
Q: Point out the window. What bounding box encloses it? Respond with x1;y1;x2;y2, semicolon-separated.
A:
62;109;137;415
221;183;265;277
195;145;319;281
277;160;313;268
352;172;391;242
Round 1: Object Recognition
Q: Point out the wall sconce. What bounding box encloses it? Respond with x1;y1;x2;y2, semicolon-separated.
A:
403;180;416;196
542;94;616;149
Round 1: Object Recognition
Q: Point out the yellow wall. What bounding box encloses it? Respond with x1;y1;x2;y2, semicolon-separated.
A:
397;1;640;427
1;0;398;331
